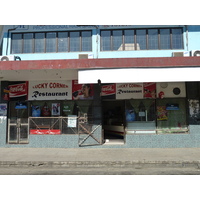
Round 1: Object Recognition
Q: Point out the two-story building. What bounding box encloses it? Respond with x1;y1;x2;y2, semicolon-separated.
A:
0;25;200;148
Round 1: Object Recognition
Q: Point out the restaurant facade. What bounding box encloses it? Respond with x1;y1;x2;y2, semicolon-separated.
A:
0;25;200;148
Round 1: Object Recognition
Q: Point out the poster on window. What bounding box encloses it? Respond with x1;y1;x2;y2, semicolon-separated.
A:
52;103;60;116
0;104;7;116
72;80;94;100
157;106;168;121
116;83;143;99
144;83;156;98
28;80;72;100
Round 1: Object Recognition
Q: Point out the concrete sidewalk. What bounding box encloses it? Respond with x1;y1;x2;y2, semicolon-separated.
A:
0;147;200;168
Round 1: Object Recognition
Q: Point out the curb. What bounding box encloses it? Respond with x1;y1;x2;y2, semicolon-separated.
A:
1;160;200;168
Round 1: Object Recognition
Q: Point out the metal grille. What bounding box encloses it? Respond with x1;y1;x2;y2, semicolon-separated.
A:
29;117;78;134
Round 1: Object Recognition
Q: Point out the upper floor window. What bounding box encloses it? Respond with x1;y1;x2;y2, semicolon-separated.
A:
100;28;184;51
11;30;92;54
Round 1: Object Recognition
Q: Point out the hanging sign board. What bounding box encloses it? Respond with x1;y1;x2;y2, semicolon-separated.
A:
28;80;72;100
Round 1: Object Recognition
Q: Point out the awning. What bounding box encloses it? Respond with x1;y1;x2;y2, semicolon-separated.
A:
78;67;200;84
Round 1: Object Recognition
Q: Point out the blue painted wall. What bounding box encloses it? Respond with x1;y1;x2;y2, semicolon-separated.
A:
2;25;200;60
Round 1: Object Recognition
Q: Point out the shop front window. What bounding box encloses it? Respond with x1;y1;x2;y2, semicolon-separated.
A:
156;98;188;134
126;99;156;134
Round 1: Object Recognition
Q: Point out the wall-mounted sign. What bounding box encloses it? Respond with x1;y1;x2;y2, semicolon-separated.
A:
116;83;143;99
9;82;28;98
101;84;116;99
28;80;72;100
166;104;179;110
72;80;93;100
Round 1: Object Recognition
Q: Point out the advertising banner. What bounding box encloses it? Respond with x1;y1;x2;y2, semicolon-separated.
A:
72;80;94;100
144;82;156;98
9;82;28;98
116;83;143;99
101;84;116;99
28;80;72;100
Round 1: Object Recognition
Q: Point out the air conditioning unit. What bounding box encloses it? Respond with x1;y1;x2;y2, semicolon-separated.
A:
190;50;200;56
172;52;189;57
156;82;186;98
0;55;15;61
78;54;93;59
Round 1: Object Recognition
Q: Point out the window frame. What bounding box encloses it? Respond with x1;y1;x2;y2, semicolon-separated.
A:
11;30;92;54
100;27;184;51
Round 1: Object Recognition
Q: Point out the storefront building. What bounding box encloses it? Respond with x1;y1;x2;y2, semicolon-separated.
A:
1;25;200;148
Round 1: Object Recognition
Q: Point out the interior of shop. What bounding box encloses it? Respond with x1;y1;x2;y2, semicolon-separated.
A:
102;100;125;141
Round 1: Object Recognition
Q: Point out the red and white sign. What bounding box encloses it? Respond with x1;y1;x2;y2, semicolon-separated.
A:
9;82;28;98
101;84;116;96
30;129;61;135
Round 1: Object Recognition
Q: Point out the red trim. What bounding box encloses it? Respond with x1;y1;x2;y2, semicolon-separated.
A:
1;57;200;71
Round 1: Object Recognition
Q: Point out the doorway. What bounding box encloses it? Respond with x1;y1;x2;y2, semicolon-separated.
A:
7;101;29;144
102;100;125;144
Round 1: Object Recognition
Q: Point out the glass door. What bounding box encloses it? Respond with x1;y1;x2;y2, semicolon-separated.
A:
8;101;29;144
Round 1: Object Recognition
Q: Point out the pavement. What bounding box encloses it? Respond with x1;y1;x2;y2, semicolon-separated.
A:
1;147;200;169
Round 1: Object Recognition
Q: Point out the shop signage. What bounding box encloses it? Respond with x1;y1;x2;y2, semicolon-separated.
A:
9;83;27;98
72;80;93;100
28;81;72;100
101;84;116;99
116;83;143;99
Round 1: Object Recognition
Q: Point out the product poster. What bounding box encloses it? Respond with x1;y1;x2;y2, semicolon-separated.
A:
116;83;143;99
32;105;41;117
0;104;7;116
52;103;60;116
144;82;156;98
72;80;94;100
28;80;72;100
101;83;116;99
157;106;168;121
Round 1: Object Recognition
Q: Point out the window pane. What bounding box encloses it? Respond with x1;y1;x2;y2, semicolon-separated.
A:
23;33;33;53
113;30;123;51
101;31;111;51
12;34;22;54
136;30;146;50
46;32;56;52
70;32;80;52
35;33;45;53
148;29;158;49
172;28;183;49
124;30;135;50
58;32;68;52
82;31;92;51
160;29;170;49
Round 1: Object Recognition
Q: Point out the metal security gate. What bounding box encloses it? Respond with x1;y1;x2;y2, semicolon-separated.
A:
8;101;29;144
78;113;103;147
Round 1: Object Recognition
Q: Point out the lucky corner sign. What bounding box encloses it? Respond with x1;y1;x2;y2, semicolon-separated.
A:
28;80;72;100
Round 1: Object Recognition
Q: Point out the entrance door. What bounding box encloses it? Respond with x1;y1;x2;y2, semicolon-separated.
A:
102;100;125;144
8;101;29;144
